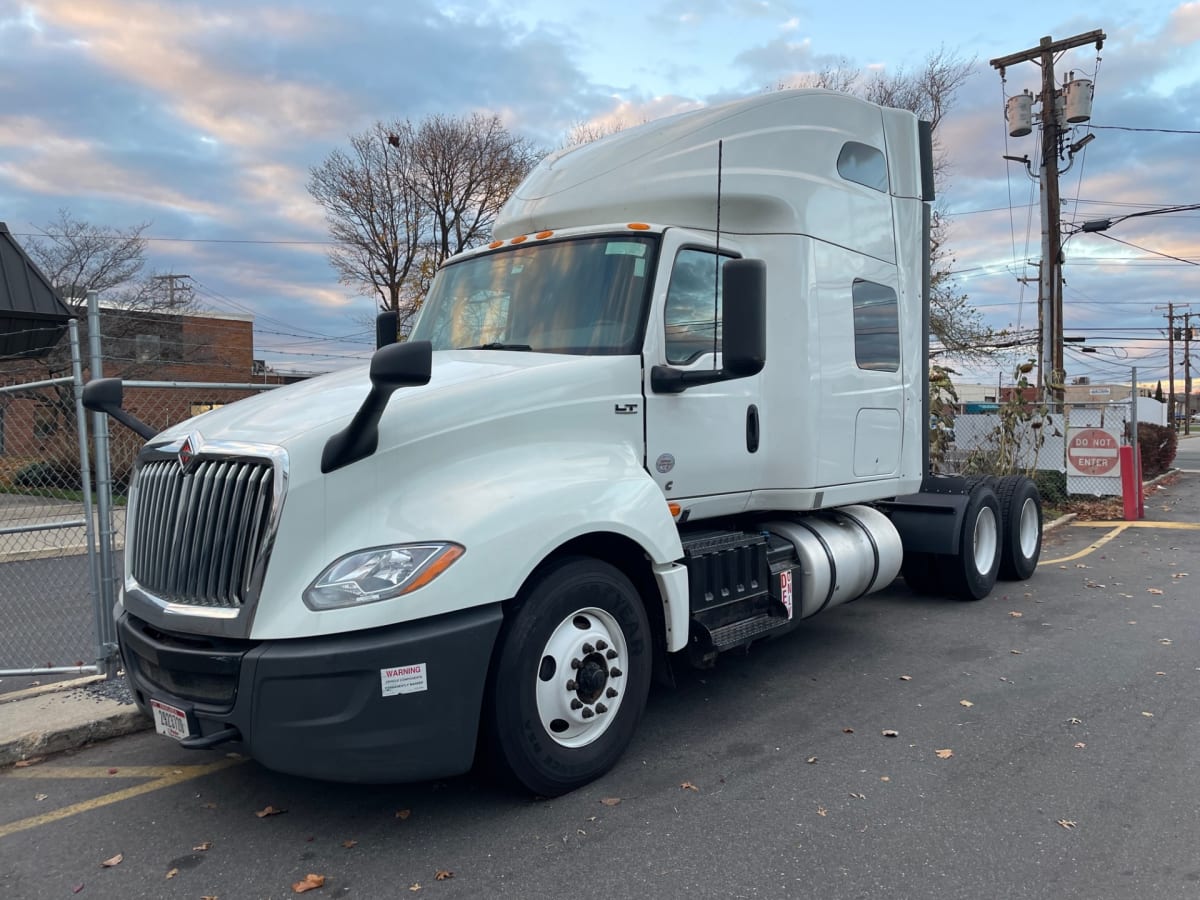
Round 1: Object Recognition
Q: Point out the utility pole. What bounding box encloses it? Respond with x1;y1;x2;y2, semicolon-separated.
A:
150;273;192;308
1183;312;1194;435
1157;303;1189;429
991;30;1106;405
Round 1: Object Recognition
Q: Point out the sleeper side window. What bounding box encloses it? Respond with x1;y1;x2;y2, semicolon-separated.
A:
837;142;888;192
852;279;899;372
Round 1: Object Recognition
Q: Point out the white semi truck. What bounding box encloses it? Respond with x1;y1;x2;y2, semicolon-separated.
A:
85;90;1043;796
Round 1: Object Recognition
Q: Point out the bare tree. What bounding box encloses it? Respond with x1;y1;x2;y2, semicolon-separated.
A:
309;114;543;331
780;49;992;357
24;209;150;301
308;121;425;320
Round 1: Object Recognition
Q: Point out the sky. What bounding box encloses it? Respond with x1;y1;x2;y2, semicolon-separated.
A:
1;0;1198;391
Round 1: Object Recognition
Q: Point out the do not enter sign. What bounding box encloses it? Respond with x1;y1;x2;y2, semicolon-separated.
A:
1067;427;1120;476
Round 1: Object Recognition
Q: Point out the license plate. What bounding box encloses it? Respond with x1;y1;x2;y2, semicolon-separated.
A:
150;698;192;740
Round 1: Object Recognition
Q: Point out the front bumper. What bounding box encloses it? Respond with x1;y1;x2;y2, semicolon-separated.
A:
117;603;503;783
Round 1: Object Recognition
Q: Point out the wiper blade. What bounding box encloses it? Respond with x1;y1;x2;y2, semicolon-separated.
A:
461;342;533;351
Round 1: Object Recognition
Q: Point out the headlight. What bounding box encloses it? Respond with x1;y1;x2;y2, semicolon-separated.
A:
303;543;464;610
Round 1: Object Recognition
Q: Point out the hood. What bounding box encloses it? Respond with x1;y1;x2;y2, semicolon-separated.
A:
152;350;636;450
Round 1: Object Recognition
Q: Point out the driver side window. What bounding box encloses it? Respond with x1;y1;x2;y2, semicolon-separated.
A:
664;249;729;364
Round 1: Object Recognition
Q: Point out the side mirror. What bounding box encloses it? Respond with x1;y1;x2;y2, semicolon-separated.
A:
321;340;433;473
376;310;400;349
720;259;765;378
82;377;158;440
651;258;767;393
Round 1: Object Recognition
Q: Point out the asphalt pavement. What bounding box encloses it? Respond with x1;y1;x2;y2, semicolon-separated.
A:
1;455;1198;899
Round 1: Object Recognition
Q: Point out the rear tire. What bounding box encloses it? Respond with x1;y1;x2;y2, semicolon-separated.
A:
944;484;1001;601
486;557;651;797
997;475;1042;580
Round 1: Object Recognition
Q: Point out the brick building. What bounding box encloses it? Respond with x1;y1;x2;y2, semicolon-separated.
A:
0;306;305;486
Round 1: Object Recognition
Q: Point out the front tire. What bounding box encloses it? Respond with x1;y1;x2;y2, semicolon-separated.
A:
486;557;651;797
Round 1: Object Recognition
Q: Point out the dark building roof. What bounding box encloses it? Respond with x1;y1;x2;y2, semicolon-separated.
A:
0;221;72;358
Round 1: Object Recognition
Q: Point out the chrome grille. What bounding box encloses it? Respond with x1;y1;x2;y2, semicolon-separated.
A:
130;457;275;609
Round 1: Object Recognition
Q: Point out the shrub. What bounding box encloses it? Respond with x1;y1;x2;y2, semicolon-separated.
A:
13;459;83;491
1136;423;1177;477
1033;469;1067;506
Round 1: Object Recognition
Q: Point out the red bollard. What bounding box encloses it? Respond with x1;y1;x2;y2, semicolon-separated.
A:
1119;445;1140;521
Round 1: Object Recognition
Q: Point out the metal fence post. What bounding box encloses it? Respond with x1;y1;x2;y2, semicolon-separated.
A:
68;318;106;673
87;291;119;676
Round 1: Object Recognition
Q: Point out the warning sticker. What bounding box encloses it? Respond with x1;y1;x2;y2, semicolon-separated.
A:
780;570;794;620
381;663;428;697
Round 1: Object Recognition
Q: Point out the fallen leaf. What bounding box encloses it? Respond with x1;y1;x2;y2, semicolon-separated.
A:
1057;819;1077;829
1010;649;1022;655
1155;672;1166;677
881;729;899;738
34;793;48;802
395;809;412;820
959;700;974;708
1141;711;1154;718
842;727;854;734
100;854;123;868
599;797;621;807
292;873;326;894
849;792;865;800
193;842;212;852
806;756;818;764
1074;742;1086;749
1148;588;1164;595
817;806;827;817
72;886;84;895
899;675;913;681
935;749;954;759
1008;611;1023;618
166;868;179;880
880;776;891;782
13;757;44;768
1159;639;1172;645
1067;717;1083;725
680;781;699;792
256;805;286;818
342;840;358;849
409;884;422;892
1119;592;1133;598
1127;621;1137;625
435;870;454;881
202;896;219;900
107;768;118;775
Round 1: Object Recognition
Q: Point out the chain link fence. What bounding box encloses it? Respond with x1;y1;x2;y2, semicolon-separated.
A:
0;326;282;680
943;400;1138;500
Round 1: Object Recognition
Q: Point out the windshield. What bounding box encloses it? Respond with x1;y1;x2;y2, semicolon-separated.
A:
411;235;657;355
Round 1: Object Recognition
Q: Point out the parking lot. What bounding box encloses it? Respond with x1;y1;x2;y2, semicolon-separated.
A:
2;473;1198;899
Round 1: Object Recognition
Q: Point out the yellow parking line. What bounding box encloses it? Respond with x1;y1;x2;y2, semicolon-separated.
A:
1040;524;1129;565
7;765;222;780
1072;520;1200;529
0;758;244;840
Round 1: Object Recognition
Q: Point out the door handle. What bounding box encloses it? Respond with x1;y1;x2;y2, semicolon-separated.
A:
746;404;760;453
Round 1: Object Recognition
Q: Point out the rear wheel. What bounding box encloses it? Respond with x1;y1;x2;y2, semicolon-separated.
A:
944;484;1001;601
997;475;1042;580
486;557;651;797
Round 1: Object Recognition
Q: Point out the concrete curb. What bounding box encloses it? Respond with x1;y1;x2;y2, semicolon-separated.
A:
0;690;151;769
1043;512;1076;533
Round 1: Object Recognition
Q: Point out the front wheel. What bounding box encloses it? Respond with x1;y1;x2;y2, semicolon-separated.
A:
486;557;651;796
